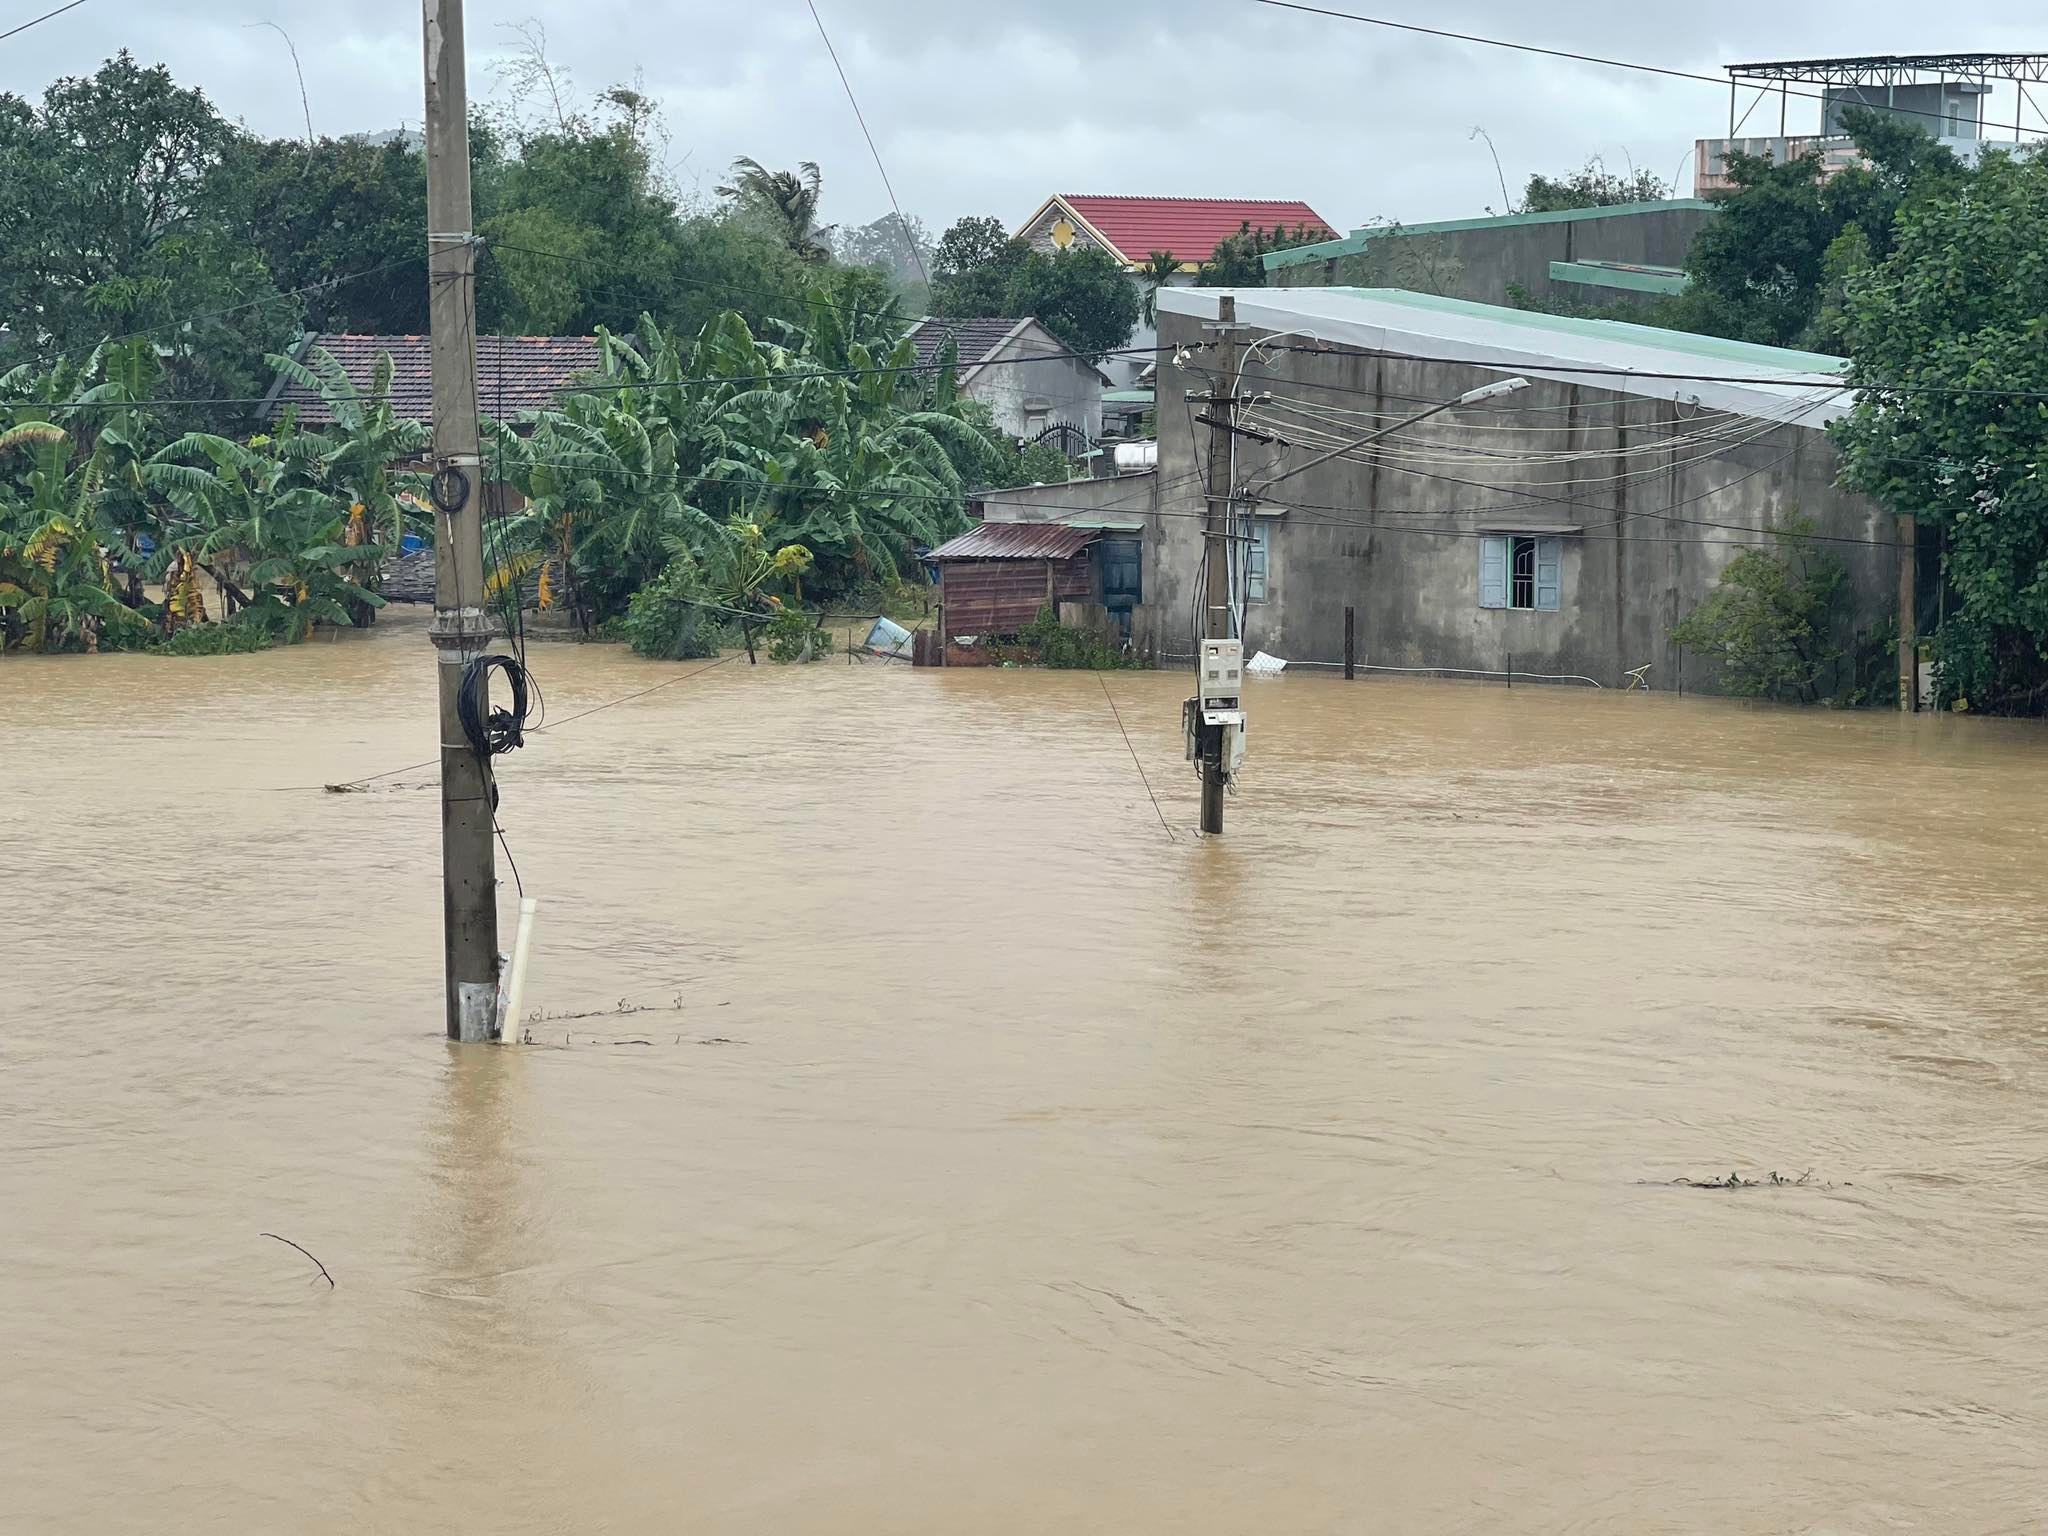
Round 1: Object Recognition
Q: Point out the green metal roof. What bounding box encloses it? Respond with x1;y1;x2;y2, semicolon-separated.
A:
1319;285;1848;374
1264;198;1719;271
1548;259;1691;296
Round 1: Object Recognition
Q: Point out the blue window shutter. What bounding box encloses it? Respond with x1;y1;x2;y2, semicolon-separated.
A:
1535;537;1562;611
1478;536;1506;608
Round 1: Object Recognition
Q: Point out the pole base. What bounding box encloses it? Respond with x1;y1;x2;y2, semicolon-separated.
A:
454;980;497;1044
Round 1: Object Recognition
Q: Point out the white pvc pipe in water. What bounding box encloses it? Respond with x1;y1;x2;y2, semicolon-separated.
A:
496;897;539;1043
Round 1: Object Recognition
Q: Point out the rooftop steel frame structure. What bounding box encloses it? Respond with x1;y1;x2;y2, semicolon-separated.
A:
1720;51;2048;140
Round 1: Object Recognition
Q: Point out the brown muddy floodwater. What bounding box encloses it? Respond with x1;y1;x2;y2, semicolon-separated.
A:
4;609;2047;1534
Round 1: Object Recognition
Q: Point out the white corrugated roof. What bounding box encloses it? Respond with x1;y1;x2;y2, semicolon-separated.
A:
1158;287;1852;427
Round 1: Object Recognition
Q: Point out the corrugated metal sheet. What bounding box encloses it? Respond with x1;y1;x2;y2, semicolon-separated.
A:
938;551;1097;635
1156;287;1850;426
928;522;1100;561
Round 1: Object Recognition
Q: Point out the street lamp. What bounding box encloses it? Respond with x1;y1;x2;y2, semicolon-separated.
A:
1250;375;1529;496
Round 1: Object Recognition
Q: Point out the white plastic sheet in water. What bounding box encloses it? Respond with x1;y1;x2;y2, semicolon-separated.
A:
1246;650;1288;674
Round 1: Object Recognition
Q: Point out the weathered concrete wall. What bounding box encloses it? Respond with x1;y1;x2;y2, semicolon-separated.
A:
968;329;1106;439
976;471;1159;525
1139;310;1895;693
1284;205;1717;309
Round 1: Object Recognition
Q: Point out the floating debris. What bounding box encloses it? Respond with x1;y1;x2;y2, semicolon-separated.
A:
1647;1170;1847;1191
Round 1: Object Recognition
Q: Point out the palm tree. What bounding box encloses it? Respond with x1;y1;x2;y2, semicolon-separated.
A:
718;157;835;264
1141;250;1180;326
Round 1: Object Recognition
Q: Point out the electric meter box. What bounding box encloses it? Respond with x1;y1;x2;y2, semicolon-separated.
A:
1200;638;1244;707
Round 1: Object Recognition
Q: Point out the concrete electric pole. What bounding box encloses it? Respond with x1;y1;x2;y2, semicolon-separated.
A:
421;0;500;1041
1190;296;1245;836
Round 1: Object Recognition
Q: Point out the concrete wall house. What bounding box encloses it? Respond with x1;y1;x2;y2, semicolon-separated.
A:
1011;195;1336;384
907;316;1108;442
1111;286;1898;696
1264;201;1718;311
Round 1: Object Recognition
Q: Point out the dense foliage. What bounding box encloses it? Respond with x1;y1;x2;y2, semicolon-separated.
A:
1832;147;2048;712
1521;157;1670;213
1194;221;1332;286
0;339;393;652
0;52;836;423
0;53;299;406
928;217;1139;359
1669;514;1846;703
479;287;1012;642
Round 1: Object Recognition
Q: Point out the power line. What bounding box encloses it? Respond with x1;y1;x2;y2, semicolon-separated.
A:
310;653;740;793
0;0;90;43
802;0;930;289
481;444;1912;551
1250;0;2048;141
15;334;1161;415
1098;673;1176;843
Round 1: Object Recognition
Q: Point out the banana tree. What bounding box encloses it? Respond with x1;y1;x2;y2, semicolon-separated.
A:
0;423;152;652
145;432;384;642
265;345;430;559
485;386;713;629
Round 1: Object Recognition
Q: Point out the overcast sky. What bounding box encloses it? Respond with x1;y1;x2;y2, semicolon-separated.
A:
8;1;2047;237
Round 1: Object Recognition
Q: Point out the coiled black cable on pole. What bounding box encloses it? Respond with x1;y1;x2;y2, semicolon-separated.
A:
458;653;540;761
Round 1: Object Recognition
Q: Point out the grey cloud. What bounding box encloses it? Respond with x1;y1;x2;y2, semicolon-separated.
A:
7;1;2045;236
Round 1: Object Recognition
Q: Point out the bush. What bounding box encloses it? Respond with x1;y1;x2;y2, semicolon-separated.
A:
997;604;1136;670
764;604;832;663
150;616;276;655
621;561;733;659
1670;513;1846;703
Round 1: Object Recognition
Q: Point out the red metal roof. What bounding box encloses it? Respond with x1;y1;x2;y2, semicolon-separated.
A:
928;522;1101;561
1055;196;1336;265
262;334;602;425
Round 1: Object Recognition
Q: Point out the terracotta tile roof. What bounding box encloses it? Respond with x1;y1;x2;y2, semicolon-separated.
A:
262;334;603;425
908;317;1027;370
1054;196;1336;265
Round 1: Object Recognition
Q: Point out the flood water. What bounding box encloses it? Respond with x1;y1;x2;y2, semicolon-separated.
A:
5;609;2047;1534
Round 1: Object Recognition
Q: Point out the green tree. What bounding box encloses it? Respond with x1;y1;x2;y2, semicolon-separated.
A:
1197;222;1329;286
1669;513;1846;703
1003;246;1140;360
1521;157;1669;213
832;212;933;309
929;215;1031;317
208;133;431;334
1832;147;2048;713
0;52;295;406
1670;106;1963;348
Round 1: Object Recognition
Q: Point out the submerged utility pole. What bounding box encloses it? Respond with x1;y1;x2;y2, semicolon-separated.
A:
1185;296;1246;836
422;0;499;1041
